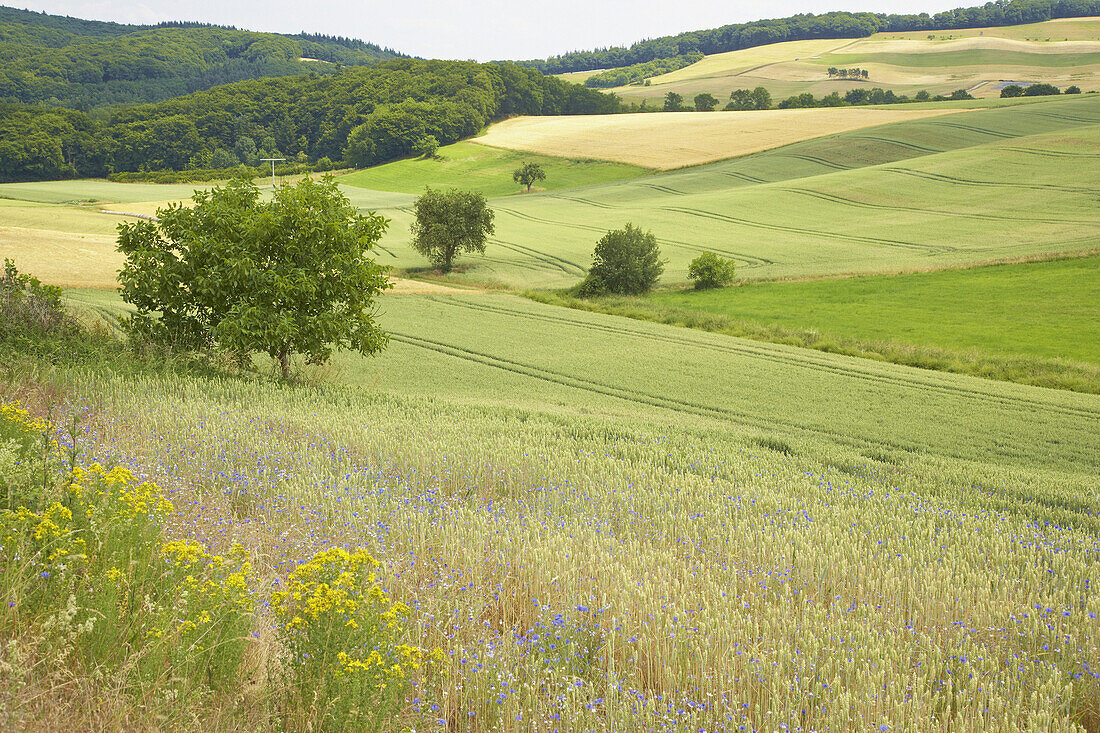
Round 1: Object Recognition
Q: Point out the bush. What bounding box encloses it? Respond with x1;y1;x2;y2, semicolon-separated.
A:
688;251;737;289
1000;84;1024;98
577;224;663;296
1065;85;1081;94
272;547;443;730
413;135;439;159
0;259;79;347
1024;83;1060;96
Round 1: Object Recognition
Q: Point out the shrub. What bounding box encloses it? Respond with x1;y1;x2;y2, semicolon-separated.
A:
1000;84;1025;98
1065;85;1081;94
577;224;664;296
272;546;442;730
0;259;79;348
1024;83;1060;96
413;135;439;159
688;251;737;289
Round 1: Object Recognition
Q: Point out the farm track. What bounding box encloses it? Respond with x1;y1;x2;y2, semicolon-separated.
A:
489;238;586;274
423;296;1100;424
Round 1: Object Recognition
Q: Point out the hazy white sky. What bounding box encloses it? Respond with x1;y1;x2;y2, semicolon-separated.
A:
13;0;962;60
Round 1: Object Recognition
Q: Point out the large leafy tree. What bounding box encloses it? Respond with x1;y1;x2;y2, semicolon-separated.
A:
409;187;495;272
577;223;664;296
117;176;391;379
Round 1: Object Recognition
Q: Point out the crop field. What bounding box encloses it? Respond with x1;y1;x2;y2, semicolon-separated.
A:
14;285;1098;730
603;17;1100;104
474;107;964;169
339;141;648;196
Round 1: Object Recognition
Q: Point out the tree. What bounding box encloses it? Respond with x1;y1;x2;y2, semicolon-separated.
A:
210;147;237;169
512;161;546;192
687;251;736;289
117;176;391;380
577;223;664;296
663;92;684;111
1000;84;1024;98
694;92;719;111
413;135;439;159
409;187;495;272
1024;83;1060;96
1065;85;1081;94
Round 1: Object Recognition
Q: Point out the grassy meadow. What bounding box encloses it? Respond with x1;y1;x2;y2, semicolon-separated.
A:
649;255;1100;364
597;17;1100;105
339;141;648;196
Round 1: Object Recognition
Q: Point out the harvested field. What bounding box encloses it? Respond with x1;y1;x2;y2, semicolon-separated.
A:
476;107;967;169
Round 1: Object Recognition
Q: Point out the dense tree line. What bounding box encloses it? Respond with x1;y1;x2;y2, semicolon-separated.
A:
0;59;619;182
0;6;400;108
519;0;1100;74
584;53;704;88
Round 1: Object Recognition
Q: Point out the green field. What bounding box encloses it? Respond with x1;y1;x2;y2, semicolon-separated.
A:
347;95;1100;289
651;255;1100;364
338;140;649;196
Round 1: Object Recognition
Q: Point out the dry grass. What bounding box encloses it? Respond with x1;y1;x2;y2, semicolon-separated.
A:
476;107;966;169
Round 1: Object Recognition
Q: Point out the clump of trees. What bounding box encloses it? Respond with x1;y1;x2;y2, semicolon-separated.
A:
584;53;703;88
827;67;870;79
413;135;440;159
513;162;546;192
577;224;664;296
410;187;495;272
117;176;391;380
1001;82;1064;97
726;87;772;110
694;93;719;111
687;252;737;289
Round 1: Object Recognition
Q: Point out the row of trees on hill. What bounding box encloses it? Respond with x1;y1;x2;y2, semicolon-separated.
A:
0;6;400;108
0;59;618;182
656;85;974;113
584;53;704;88
519;0;1100;74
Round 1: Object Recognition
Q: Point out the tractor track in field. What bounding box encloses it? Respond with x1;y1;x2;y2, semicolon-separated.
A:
769;153;850;171
884;167;1096;194
489;238;586;275
842;135;943;154
998;146;1100;159
495;205;773;267
422;296;1100;425
928;121;1015;139
388;329;937;455
400;294;1100;433
779;187;1100;226
658;206;953;253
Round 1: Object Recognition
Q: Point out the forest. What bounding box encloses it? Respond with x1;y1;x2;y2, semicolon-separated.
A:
520;0;1100;73
0;59;619;181
0;6;401;108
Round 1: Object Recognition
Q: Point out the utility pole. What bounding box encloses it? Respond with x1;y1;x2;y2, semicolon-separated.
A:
260;158;286;190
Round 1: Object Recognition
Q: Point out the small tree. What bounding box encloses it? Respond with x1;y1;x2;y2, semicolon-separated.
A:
687;252;736;289
663;92;684;112
513;162;546;192
117;176;391;380
410;187;495;273
577;224;663;296
1065;85;1081;94
694;93;719;111
1000;84;1025;98
413;135;439;159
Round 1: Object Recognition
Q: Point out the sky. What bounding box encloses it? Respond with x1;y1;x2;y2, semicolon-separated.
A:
11;0;964;60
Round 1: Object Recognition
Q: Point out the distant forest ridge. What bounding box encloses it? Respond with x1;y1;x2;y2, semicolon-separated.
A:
0;5;405;108
0;59;618;182
518;0;1100;73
